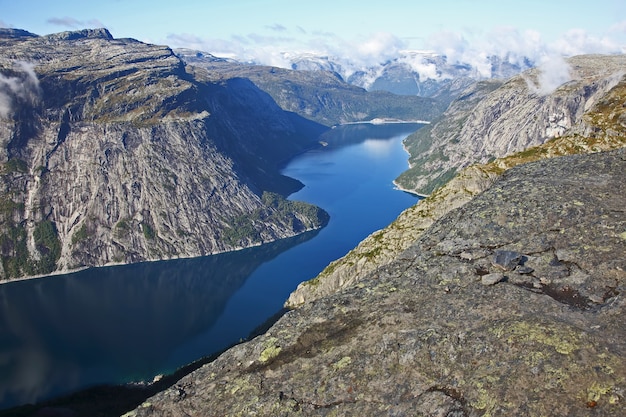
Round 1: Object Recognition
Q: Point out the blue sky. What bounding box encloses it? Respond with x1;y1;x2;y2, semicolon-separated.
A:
1;0;625;67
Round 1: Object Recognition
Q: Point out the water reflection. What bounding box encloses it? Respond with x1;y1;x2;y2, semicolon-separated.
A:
321;123;422;148
0;230;317;409
0;122;424;411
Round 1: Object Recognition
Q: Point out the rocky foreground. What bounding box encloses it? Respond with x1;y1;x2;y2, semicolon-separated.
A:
128;147;625;416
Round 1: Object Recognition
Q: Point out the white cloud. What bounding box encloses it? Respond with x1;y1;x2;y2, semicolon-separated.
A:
0;61;41;118
424;30;469;64
163;23;626;87
525;54;572;96
398;54;442;81
420;27;548;78
484;27;545;64
299;33;407;87
47;17;106;30
266;24;287;32
354;32;405;64
551;29;626;55
47;17;83;28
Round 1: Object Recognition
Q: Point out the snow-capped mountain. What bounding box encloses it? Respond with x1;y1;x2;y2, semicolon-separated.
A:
284;50;534;97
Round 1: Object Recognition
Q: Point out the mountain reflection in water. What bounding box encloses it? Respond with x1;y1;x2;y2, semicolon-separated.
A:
0;230;317;409
0;123;424;411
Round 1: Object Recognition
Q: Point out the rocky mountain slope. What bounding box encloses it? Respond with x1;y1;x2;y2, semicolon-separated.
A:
175;49;446;127
129;146;626;417
0;28;335;280
395;54;626;195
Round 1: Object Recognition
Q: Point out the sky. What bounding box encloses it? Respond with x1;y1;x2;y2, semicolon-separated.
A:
1;0;625;69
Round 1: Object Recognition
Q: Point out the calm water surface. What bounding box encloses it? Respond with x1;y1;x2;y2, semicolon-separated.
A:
0;123;423;409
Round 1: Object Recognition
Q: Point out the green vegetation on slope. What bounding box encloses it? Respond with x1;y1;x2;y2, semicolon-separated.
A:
223;192;329;247
0;220;61;279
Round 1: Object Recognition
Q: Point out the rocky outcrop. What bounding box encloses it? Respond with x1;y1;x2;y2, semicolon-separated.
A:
128;147;626;417
285;163;498;307
396;54;626;195
0;29;330;280
123;53;626;416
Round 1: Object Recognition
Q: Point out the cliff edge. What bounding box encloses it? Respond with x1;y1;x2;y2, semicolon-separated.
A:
128;146;626;416
286;55;626;308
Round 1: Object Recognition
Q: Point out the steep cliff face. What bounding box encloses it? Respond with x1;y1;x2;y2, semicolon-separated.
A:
117;54;626;417
0;29;328;280
396;54;626;195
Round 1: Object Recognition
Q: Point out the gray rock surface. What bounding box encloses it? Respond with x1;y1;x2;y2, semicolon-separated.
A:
128;148;626;417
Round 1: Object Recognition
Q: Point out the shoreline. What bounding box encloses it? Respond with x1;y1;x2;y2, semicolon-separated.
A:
0;122;424;287
334;118;431;128
392;180;429;198
393;134;428;197
0;224;326;287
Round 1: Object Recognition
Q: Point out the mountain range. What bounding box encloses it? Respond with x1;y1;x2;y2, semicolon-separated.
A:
0;28;440;281
288;50;531;94
1;27;625;417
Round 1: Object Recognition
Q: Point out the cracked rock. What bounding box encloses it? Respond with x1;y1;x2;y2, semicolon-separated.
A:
129;148;626;417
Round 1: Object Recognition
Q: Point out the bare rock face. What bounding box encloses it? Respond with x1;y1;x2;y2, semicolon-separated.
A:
0;29;329;280
128;147;626;417
396;54;626;195
285;163;498;308
136;54;626;416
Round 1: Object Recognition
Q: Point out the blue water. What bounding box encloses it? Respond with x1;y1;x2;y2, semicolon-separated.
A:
0;123;423;409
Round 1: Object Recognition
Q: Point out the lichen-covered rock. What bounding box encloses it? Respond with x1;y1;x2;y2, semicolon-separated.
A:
128;148;626;417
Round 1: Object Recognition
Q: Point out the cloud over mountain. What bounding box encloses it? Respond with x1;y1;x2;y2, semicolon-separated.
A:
46;16;106;30
523;55;573;96
0;61;41;118
164;24;625;86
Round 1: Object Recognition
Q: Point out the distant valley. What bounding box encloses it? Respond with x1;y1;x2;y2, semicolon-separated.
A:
130;52;626;417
